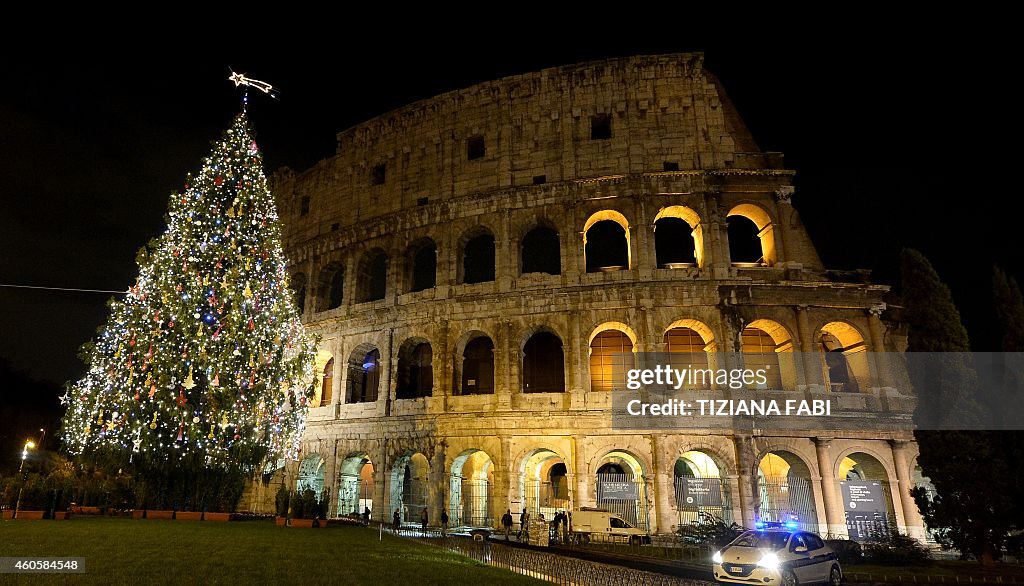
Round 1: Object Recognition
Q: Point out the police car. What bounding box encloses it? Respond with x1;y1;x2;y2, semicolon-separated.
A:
712;524;841;585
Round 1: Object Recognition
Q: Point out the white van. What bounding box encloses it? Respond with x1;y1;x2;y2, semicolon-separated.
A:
571;508;651;545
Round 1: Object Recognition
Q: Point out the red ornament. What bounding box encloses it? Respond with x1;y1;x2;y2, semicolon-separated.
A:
214;176;224;186
177;389;188;407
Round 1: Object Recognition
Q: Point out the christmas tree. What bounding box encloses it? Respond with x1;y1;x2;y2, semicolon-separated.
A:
61;112;317;508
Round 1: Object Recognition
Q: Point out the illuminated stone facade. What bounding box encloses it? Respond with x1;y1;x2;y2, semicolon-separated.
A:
250;54;926;540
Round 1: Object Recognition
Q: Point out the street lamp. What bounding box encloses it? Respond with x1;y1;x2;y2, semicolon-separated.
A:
13;440;36;519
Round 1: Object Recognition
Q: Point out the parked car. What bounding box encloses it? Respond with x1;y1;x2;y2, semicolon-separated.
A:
712;528;841;585
570;508;651;545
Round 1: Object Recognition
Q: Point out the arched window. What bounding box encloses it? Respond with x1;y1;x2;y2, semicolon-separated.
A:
655;217;697;266
819;322;869;392
589;330;633;392
654;206;703;268
291;273;307;314
523;331;565;393
320;358;334;407
346;347;380;403
460;336;494;395
549;462;569;500
318;263;345;311
585;221;629;272
357;250;388;302
521;225;560;275
727;216;761;263
407;239;437;293
462;232;496;284
727;204;776;266
664;324;711;387
741;321;793;390
397;341;433;399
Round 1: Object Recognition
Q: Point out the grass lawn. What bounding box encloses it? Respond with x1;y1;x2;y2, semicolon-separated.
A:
0;518;545;585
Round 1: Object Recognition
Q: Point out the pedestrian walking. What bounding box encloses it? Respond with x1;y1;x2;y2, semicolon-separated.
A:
393;509;401;533
441;509;449;537
363;506;371;526
420;508;429;536
501;509;514;541
519;510;530;541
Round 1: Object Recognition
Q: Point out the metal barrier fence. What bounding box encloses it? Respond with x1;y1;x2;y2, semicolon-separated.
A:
450;479;492;528
756;475;819;533
596;473;649;531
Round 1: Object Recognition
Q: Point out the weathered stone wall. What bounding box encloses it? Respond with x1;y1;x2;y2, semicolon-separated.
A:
250;54;924;541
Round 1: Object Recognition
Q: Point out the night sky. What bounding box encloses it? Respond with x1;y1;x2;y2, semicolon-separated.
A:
1;36;1017;410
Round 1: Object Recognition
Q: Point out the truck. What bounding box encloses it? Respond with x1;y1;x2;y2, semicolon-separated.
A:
570;508;651;545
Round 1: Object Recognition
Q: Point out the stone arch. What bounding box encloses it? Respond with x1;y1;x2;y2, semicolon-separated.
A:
337;452;375;518
587;321;638;347
673;447;734;525
449;448;496;528
742;319;796;390
819;321;870;392
396;337;433;399
290;272;308;315
521;326;565;393
727;202;776;266
390;452;430;524
319;356;335;408
405;237;437;293
593;449;650;530
356;248;388;303
520;218;561;276
518;447;570;518
663;318;718;385
317;260;345;311
832;446;897;484
312;349;335;407
673;442;736;477
296;453;326;497
458;225;496;284
583;209;631;272
587;322;637;392
345;343;381;404
590;448;649;478
653;205;704;268
454;329;495;395
754;448;819;531
834;449;898;540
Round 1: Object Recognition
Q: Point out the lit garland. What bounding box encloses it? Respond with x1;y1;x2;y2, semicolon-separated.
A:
61;112;317;472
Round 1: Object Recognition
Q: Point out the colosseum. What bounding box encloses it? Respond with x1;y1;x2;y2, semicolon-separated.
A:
252;53;927;542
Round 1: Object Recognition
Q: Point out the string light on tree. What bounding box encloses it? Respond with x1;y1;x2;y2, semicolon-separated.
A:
60;108;316;478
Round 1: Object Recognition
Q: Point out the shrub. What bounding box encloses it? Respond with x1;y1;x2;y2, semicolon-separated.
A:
676;512;746;547
862;530;932;566
825;538;864;566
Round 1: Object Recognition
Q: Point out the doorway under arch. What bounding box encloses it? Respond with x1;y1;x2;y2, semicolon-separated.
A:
338;454;375;519
674;450;733;527
755;451;819;532
449;450;494;528
390;453;430;524
839;452;897;540
520;449;570;520
595;450;649;531
296;454;325;495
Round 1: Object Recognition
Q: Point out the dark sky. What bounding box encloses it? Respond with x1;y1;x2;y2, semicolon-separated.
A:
0;34;1018;395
